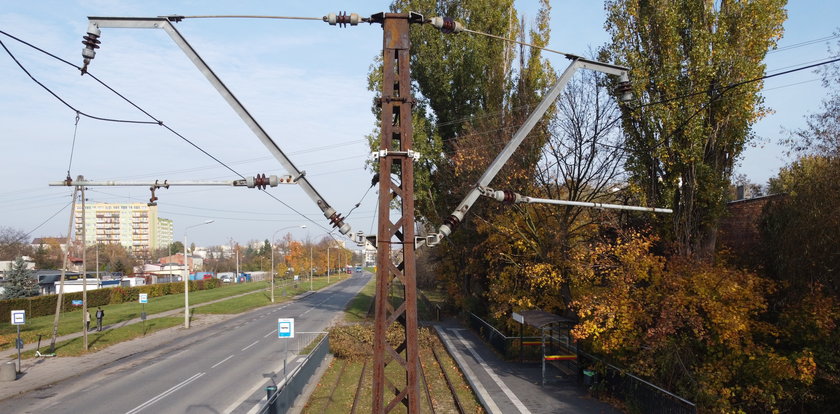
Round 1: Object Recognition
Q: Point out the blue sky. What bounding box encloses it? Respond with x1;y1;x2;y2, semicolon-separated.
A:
1;1;838;248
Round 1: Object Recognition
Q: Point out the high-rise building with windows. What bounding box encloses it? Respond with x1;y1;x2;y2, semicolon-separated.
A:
74;203;174;256
157;218;174;250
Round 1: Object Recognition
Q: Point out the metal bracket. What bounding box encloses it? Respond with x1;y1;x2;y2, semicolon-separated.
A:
370;150;421;161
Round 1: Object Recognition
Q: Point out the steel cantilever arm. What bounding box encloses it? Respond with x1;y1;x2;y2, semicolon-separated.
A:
86;16;351;234
431;57;632;245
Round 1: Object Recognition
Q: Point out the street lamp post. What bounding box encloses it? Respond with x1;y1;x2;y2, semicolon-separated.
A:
184;219;213;329
271;225;305;303
309;242;313;291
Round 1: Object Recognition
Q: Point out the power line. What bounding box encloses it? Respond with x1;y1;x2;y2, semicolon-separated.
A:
768;34;839;54
630;56;840;110
0;35;160;125
1;30;340;233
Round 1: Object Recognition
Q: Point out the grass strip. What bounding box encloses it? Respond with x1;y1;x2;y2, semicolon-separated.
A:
343;275;376;322
14;317;182;359
194;274;348;315
0;282;267;351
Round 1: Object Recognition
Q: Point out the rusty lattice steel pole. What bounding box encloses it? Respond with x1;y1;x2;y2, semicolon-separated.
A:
372;12;421;414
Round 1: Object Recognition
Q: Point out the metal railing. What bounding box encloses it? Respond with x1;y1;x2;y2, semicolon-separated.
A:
468;312;697;414
260;333;330;414
577;351;697;414
468;312;542;360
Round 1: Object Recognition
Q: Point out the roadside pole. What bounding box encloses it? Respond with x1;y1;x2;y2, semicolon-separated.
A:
11;310;25;374
81;182;88;351
277;318;294;413
139;293;148;334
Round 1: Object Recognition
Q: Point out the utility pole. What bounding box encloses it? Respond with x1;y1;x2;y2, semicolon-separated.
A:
80;181;88;350
372;12;422;413
49;185;79;353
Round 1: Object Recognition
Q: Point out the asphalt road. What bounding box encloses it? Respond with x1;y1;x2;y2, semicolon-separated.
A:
1;272;371;414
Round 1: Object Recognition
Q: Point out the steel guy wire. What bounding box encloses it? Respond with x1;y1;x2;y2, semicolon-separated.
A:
66;113;80;180
24;199;73;238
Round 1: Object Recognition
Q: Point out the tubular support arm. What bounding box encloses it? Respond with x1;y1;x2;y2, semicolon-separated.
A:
481;187;673;214
86;16;351;234
49;176;296;188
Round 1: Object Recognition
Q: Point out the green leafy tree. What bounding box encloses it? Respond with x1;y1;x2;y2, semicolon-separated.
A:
32;242;62;269
370;1;557;312
2;257;39;299
604;0;787;257
169;241;184;255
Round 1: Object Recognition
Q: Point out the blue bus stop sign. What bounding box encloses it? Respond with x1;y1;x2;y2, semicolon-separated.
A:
277;318;294;338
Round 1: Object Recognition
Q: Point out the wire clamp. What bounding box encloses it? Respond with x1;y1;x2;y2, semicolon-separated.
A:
370;150;421;161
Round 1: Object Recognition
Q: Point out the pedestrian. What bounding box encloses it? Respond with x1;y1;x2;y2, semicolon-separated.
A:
95;307;105;332
85;309;91;331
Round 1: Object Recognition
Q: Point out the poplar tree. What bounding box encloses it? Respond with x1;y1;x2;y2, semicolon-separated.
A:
604;0;787;257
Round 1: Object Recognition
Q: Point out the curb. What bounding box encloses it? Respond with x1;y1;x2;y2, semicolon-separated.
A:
433;324;499;414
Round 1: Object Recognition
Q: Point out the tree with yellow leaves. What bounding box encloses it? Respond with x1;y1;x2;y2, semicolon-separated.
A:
604;0;787;257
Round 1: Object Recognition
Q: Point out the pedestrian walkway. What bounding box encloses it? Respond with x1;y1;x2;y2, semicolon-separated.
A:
433;320;621;414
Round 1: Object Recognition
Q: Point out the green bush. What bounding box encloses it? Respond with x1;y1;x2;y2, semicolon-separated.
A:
0;279;221;322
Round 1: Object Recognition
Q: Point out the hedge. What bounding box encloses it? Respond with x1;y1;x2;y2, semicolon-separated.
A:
0;279;222;323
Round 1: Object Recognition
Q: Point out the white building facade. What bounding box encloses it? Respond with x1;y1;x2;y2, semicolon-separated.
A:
74;202;174;257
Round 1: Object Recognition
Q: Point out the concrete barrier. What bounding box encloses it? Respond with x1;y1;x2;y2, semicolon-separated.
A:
0;361;17;381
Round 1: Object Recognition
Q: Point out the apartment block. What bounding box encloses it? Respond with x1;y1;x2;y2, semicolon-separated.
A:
74;203;174;256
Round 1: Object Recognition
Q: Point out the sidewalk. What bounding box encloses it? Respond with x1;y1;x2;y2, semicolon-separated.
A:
0;288;315;401
433;319;621;414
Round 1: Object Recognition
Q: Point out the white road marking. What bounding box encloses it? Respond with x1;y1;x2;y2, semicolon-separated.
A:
125;372;205;414
241;340;259;351
449;328;531;413
264;329;277;338
211;355;234;369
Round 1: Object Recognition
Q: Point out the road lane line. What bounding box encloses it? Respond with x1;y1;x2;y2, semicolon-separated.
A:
241;340;259;351
125;372;205;414
450;328;531;413
264;329;277;338
211;355;234;369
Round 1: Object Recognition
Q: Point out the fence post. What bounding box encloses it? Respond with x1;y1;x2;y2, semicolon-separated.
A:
265;386;277;414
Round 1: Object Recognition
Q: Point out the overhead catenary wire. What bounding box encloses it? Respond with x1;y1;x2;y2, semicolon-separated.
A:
0;36;159;125
1;29;339;234
461;27;579;59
